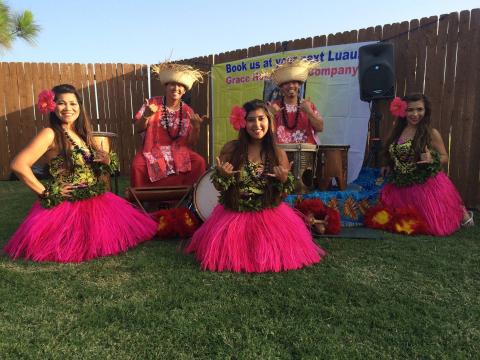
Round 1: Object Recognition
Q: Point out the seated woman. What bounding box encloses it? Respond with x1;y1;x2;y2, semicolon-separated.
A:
4;84;157;263
131;63;207;187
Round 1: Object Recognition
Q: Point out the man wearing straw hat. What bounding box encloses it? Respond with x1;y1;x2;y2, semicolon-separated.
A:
269;59;324;144
131;63;207;188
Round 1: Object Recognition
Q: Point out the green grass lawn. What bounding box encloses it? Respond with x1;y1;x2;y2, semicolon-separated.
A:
0;178;478;359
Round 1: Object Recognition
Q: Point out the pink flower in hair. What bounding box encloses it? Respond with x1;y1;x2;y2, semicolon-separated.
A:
37;90;56;115
389;96;407;118
229;105;246;131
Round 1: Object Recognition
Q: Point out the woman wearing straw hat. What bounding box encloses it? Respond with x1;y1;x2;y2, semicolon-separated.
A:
269;59;324;144
131;63;207;187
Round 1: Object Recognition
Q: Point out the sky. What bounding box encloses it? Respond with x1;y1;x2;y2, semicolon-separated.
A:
2;0;479;65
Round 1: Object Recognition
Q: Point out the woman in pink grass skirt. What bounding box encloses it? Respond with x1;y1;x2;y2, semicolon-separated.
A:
4;84;156;263
380;93;474;236
185;99;325;272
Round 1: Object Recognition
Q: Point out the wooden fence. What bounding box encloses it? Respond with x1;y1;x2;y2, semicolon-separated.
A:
1;9;479;208
0;62;150;178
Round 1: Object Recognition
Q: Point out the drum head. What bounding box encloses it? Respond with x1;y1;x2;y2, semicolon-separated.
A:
193;169;220;221
278;143;317;152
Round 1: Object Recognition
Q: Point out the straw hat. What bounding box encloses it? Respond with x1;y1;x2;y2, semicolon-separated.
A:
270;58;318;86
151;62;205;90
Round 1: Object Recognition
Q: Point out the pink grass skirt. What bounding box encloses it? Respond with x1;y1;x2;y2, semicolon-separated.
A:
380;172;464;236
185;203;326;273
3;192;157;263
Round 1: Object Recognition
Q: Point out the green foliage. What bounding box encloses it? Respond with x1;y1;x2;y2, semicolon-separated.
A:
0;178;479;359
0;1;40;50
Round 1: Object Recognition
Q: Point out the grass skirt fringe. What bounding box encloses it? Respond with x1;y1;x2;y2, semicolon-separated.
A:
186;203;325;273
4;192;157;262
380;172;464;236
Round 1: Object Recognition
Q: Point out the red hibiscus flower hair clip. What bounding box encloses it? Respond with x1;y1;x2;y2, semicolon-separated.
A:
389;96;407;118
37;90;56;115
229;105;246;131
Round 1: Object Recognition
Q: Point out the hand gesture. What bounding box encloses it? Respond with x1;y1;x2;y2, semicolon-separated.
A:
267;101;282;114
216;156;239;177
59;183;77;198
190;113;208;128
93;150;111;165
143;98;158;118
266;161;293;183
299;97;314;114
417;146;432;164
380;166;391;177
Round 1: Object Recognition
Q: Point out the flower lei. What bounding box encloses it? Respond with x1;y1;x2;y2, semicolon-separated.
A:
389;97;407;118
162;96;184;140
229;106;246;131
281;97;301;129
388;146;442;187
39;149;120;209
37;90;56;115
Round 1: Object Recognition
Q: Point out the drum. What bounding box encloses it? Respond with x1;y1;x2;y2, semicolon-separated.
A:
92;131;118;154
278;143;317;194
92;131;119;191
315;144;350;191
192;169;220;221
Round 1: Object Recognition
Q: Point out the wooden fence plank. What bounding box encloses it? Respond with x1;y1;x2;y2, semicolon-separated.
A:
467;9;480;209
0;63;11;178
18;63;36;148
4;63;22;158
449;10;471;198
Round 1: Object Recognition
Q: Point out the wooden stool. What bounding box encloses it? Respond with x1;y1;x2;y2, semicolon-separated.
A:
125;186;192;213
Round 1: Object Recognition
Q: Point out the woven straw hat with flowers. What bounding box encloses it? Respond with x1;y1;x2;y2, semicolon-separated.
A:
151;62;206;90
270;58;318;86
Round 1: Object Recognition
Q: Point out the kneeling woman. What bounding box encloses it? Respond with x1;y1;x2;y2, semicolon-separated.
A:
185;99;325;273
4;84;157;263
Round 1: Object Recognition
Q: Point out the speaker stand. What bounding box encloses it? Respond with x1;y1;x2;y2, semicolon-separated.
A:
365;100;383;167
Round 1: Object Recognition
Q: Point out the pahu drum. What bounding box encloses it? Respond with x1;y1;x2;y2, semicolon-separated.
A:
315;144;350;191
92;131;119;191
278;143;317;194
192;169;220;222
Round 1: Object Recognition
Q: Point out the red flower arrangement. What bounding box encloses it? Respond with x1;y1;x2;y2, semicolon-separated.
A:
389;96;407;118
37;90;56;115
150;207;199;239
364;203;427;235
364;203;394;230
229;105;246;131
390;207;427;235
295;198;341;235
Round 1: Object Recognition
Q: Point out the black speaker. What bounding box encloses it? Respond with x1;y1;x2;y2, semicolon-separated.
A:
358;42;395;102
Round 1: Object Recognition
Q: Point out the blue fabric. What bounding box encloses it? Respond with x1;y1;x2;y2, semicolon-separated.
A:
285;167;384;227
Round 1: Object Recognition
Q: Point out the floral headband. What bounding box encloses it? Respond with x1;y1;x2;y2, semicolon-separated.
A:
389;96;407;118
37;89;56;115
229;106;246;131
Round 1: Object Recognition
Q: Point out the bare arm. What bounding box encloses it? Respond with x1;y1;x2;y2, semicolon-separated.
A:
269;148;291;183
187;113;207;146
10;128;56;196
300;99;324;132
431;128;449;165
134;98;159;134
